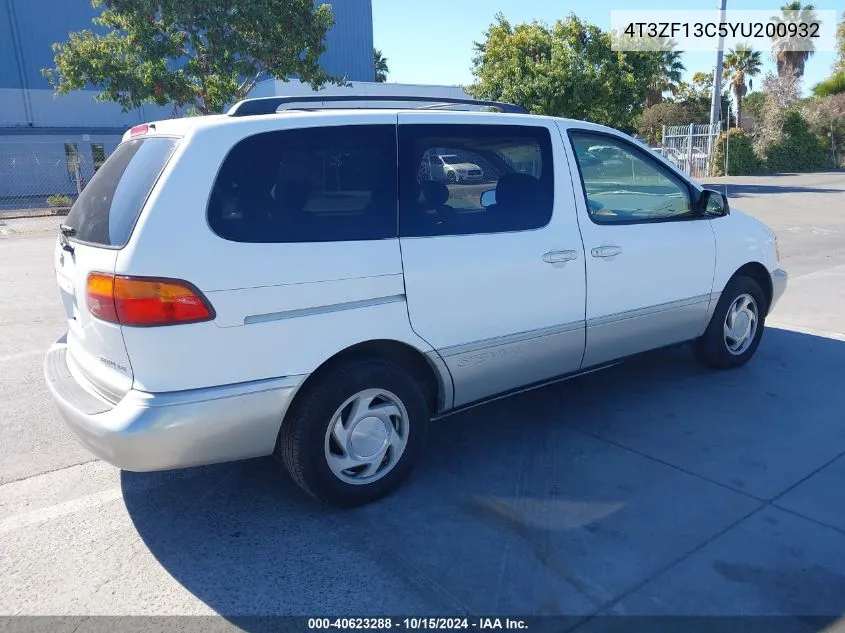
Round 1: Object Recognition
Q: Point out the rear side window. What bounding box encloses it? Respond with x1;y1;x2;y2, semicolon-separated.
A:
208;125;398;243
399;124;554;238
65;137;178;247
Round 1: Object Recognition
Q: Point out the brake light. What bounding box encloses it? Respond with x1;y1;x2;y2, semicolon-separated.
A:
129;124;149;137
87;273;214;326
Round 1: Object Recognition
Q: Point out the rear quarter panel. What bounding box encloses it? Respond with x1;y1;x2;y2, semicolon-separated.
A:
116;113;436;394
120;299;432;393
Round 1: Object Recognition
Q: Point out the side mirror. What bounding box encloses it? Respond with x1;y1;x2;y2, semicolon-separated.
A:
480;189;496;208
700;189;729;217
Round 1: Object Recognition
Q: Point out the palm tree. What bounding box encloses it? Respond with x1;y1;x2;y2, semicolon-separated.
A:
374;48;389;83
771;1;818;79
646;48;686;107
723;46;763;126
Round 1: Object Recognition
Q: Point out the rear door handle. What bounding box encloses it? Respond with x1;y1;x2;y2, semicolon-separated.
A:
543;250;579;264
591;245;622;258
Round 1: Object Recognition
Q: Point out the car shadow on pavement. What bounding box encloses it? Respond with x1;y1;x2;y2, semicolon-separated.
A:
121;327;845;626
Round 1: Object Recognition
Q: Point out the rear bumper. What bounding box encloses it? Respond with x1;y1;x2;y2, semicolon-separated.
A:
770;268;788;312
44;338;304;472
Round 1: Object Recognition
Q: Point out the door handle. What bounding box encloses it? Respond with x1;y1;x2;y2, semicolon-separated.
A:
542;250;579;264
591;245;622;258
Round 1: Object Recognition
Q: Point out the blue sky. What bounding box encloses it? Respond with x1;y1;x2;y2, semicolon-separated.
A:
371;0;842;96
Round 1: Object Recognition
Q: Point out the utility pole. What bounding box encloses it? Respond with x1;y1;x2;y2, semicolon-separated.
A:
710;0;728;127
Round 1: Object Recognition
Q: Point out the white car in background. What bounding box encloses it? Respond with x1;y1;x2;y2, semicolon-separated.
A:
44;95;787;508
428;153;484;183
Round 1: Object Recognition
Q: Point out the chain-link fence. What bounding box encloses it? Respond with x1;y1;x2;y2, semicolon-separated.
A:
0;139;118;214
659;123;721;179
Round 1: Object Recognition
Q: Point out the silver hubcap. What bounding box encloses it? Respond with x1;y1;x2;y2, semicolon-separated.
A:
324;389;409;485
724;293;758;356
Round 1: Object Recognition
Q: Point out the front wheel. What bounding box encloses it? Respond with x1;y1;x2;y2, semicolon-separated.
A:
446;171;458;184
277;358;429;507
694;275;767;369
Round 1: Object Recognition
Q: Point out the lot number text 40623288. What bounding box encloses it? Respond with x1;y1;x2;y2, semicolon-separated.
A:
307;618;529;630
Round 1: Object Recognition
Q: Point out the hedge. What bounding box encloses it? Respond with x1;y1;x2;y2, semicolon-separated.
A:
762;110;829;172
710;129;764;176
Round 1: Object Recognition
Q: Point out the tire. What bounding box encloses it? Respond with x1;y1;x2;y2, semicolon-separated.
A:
446;171;458;184
277;357;429;507
694;275;767;369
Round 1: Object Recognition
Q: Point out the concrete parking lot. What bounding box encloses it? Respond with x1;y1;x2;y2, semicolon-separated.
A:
1;172;844;628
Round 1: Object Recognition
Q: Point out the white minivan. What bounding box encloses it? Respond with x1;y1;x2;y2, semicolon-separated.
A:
44;95;787;507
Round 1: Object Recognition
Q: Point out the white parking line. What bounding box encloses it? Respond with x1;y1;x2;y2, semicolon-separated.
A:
0;349;45;363
767;322;845;342
786;226;838;235
0;487;123;535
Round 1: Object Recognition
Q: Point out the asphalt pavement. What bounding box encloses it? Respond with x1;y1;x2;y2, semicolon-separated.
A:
1;172;844;629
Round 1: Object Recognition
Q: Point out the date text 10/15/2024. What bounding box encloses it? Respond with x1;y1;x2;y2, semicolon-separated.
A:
307;618;528;630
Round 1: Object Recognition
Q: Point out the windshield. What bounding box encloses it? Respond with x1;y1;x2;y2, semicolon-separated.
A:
64;137;178;247
440;156;462;164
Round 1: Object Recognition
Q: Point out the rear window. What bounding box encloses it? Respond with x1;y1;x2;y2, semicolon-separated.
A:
65;137;178;247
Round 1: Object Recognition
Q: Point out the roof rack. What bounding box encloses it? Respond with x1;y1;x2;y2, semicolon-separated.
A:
227;95;528;117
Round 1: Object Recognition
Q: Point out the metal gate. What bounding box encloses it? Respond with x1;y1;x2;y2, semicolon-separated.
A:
659;123;721;179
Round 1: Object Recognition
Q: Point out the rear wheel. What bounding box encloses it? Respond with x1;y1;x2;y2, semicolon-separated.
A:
278;358;429;507
694;275;767;369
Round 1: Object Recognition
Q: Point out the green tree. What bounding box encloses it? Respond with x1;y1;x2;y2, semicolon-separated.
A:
812;72;845;97
672;71;730;123
469;13;654;130
743;90;766;122
763;110;828;171
723;46;763;126
635;102;697;144
646;49;686;107
674;71;714;102
374;48;389;83
810;12;845;98
710;129;765;176
43;0;338;115
771;1;818;79
802;93;845;167
755;72;801;152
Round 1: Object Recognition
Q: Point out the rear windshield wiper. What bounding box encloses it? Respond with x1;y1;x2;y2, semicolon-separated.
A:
59;224;76;254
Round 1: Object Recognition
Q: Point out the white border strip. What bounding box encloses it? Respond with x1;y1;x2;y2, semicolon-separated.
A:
767;321;845;342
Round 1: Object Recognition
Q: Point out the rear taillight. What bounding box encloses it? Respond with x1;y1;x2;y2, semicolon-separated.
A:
87;273;119;322
129;124;150;137
87;273;214;326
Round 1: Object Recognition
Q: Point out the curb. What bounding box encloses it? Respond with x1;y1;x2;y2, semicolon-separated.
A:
0;208;70;221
